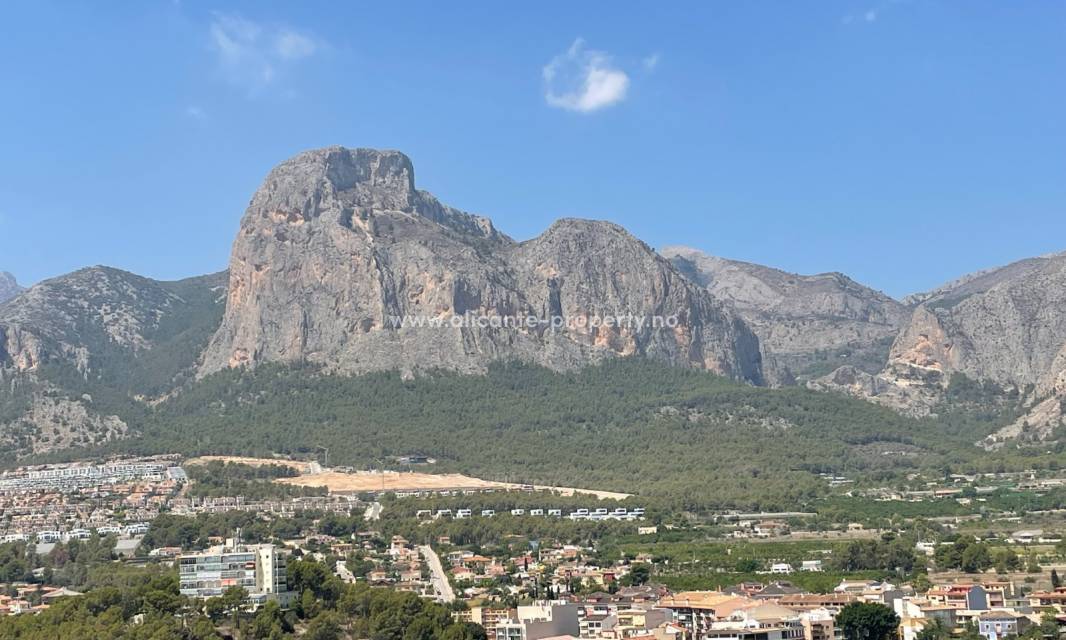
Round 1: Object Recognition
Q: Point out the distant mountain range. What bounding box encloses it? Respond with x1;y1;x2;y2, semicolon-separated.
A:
2;146;1064;458
661;246;908;385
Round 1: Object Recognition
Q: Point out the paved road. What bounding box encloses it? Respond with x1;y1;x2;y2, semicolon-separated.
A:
419;545;455;603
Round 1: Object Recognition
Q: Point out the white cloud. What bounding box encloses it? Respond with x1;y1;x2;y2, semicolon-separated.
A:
185;105;207;119
275;30;317;60
208;13;322;93
642;53;660;71
543;39;630;114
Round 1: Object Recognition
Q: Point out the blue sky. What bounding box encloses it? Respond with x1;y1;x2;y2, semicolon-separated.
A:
1;2;1063;298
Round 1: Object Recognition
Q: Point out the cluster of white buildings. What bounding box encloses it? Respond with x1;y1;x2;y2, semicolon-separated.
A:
0;460;183;492
1;521;149;545
420;507;645;521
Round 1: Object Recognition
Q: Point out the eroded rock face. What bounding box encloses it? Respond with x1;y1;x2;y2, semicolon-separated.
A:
0;267;225;376
662;246;907;384
0;386;129;457
888;253;1066;393
200;147;764;382
815;252;1066;440
0;267;168;376
0;272;22;304
0;268;227;455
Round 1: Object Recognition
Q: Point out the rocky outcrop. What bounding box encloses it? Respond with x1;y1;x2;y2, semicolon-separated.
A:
0;272;21;304
662;246;907;383
0;267;226;377
815;252;1066;441
805;364;941;416
0;268;226;455
890;253;1066;392
201;147;764;382
0;385;129;457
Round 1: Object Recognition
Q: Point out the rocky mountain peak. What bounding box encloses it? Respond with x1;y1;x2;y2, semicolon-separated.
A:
248;146;504;243
201;147;764;381
266;146;415;201
0;272;22;304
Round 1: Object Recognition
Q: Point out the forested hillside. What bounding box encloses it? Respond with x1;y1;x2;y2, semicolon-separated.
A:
26;358;1047;512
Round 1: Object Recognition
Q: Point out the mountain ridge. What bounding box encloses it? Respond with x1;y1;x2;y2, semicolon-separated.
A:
661;245;908;384
1;145;1064;459
200;147;764;382
813;251;1066;447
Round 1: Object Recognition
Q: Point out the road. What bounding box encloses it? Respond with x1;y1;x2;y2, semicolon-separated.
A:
364;501;382;521
419;545;455;603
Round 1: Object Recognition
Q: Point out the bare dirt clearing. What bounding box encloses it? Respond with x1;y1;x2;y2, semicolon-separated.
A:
185;455;314;474
275;470;632;500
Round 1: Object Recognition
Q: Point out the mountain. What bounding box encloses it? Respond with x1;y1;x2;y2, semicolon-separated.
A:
811;252;1066;446
662;246;907;384
3;144;1062;464
0;267;227;457
201;147;763;382
0;272;22;303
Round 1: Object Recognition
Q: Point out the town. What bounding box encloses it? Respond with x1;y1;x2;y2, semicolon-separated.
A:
3;454;1066;640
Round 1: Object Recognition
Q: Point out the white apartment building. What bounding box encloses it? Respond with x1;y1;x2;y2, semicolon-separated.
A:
178;540;292;606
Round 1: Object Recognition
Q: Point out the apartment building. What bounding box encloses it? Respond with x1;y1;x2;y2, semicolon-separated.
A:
494;603;581;640
178;540;291;606
471;606;518;640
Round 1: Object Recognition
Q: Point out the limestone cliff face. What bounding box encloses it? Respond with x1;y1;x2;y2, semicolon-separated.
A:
813;252;1066;442
200;147;763;381
885;253;1066;393
510;222;763;379
0;272;22;304
662;246;906;384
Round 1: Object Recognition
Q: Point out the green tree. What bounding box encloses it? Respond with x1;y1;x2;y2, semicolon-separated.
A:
306;611;343;640
403;615;441;640
1038;611;1060;639
219;585;248;611
300;588;320;619
960;544;992;573
251;599;288;639
915;618;949;640
835;602;901;640
958;621;983;640
190;617;224;640
1027;553;1043;574
994;548;1021;574
622;564;651;586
